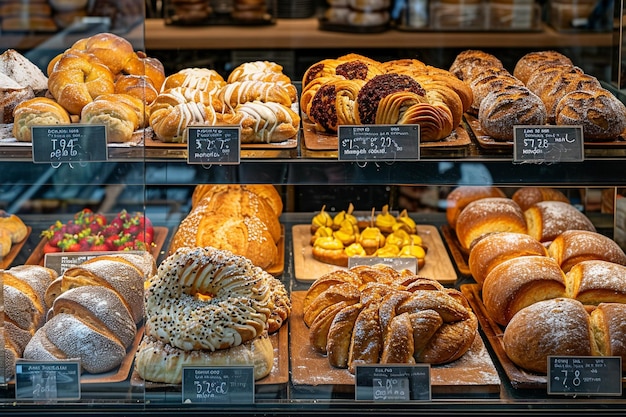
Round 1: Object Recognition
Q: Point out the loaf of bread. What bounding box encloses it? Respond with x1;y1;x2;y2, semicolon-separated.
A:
481;256;567;326
547;230;626;273
0;49;48;96
445;186;506;230
455;197;528;252
468;232;547;286
1;72;35;124
448;49;505;83
511;187;570;211
524;200;596;243
512;50;574;84
566;260;626;305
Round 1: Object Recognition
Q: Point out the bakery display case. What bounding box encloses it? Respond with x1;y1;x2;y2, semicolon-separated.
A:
3;0;626;415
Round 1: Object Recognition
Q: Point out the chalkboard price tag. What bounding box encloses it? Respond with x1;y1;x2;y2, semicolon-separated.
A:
181;366;254;404
15;360;81;400
548;356;622;396
355;364;431;401
187;126;240;165
348;256;417;274
32;125;107;163
513;125;584;163
338;125;419;161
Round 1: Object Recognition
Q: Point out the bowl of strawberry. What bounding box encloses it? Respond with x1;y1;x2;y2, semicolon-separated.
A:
41;209;155;254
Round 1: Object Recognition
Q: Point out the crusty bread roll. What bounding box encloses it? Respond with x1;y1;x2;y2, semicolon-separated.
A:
511;187;570;211
455;197;528;252
0;210;28;243
502;298;595;374
468;232;548;286
448;49;504;82
482;255;567;326
80;93;140;143
524;200;596;244
590;303;626;371
512;50;573;84
12;97;71;142
445;186;506;230
566;260;626;305
547;230;626;273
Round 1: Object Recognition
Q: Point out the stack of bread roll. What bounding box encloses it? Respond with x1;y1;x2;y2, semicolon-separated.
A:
169;184;283;271
148;61;300;144
448;186;626;374
20;253;155;374
301;53;473;142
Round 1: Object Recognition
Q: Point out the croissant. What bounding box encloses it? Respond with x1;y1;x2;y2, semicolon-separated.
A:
217;80;293;112
12;97;71;142
309;78;365;133
227;101;300;143
80;93;140;143
47;50;115;115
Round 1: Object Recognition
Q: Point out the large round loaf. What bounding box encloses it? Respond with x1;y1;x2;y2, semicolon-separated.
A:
513;50;573;84
482;255;567;326
524;200;596;243
468;232;548;286
502;298;594;374
455;197;527;252
547;230;626;273
445;186;506;230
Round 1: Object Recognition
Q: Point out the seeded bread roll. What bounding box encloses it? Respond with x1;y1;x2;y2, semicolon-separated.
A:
524;200;596;243
455;197;528;253
548;230;626;273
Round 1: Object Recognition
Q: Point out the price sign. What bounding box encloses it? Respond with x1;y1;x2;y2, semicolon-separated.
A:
43;251;143;275
338;125;419;161
187;126;240;165
32;125;107;163
181;366;254;404
15;360;81;400
548;356;622;396
348;256;417;274
355;364;430;401
513;125;583;163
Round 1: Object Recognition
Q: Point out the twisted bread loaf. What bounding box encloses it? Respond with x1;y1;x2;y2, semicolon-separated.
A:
304;265;477;373
12;97;71;142
115;74;159;106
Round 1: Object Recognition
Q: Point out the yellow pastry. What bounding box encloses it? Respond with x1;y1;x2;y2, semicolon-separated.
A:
395;209;417;234
332;203;358;231
312;236;348;267
358;226;385;255
310;225;334;246
333;219;358;246
344;242;367;257
311;205;333;233
375;204;396;234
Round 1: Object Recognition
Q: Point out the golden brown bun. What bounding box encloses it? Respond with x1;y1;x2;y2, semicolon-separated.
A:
482;256;567;326
226;101;300;143
0;210;28;243
512;50;573;84
70;32;136;75
47;50;115;115
80;94;139;143
566;260;626;305
590;303;626;370
502;298;593;374
524;200;596;244
191;184;283;215
455;197;528;252
12;97;71;142
547;230;626;273
114;74;159;106
512;187;570;211
445;186;506;230
555;89;626;141
468;232;547;286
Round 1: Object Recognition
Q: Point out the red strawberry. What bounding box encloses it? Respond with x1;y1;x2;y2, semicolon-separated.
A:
43;242;61;253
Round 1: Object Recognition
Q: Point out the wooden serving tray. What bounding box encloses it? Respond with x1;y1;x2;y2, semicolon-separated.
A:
292;224;458;284
25;226;169;271
302;118;471;152
289;291;501;395
132;322;289;390
461;283;626;390
440;224;471;277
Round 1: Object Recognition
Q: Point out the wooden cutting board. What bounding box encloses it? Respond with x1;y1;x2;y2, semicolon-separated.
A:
292;224;458;284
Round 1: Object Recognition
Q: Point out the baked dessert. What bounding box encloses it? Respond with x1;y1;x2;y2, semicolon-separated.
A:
12;97;71;142
304;265;477;372
547;229;626;273
114;74;160;106
216;80;293;112
511;187;570;211
0;210;28;245
161;67;225;95
454;197;528;252
136;246;290;383
554;89;626;141
468;232;548;286
524;200;596;243
445;186;506;230
226;100;300;143
308;78;366;133
481;255;567;326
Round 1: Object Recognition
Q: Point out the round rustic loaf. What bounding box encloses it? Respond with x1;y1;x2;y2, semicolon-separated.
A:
547;230;626;273
511;187;570;211
513;50;574;84
445;186;506;230
524;200;596;243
